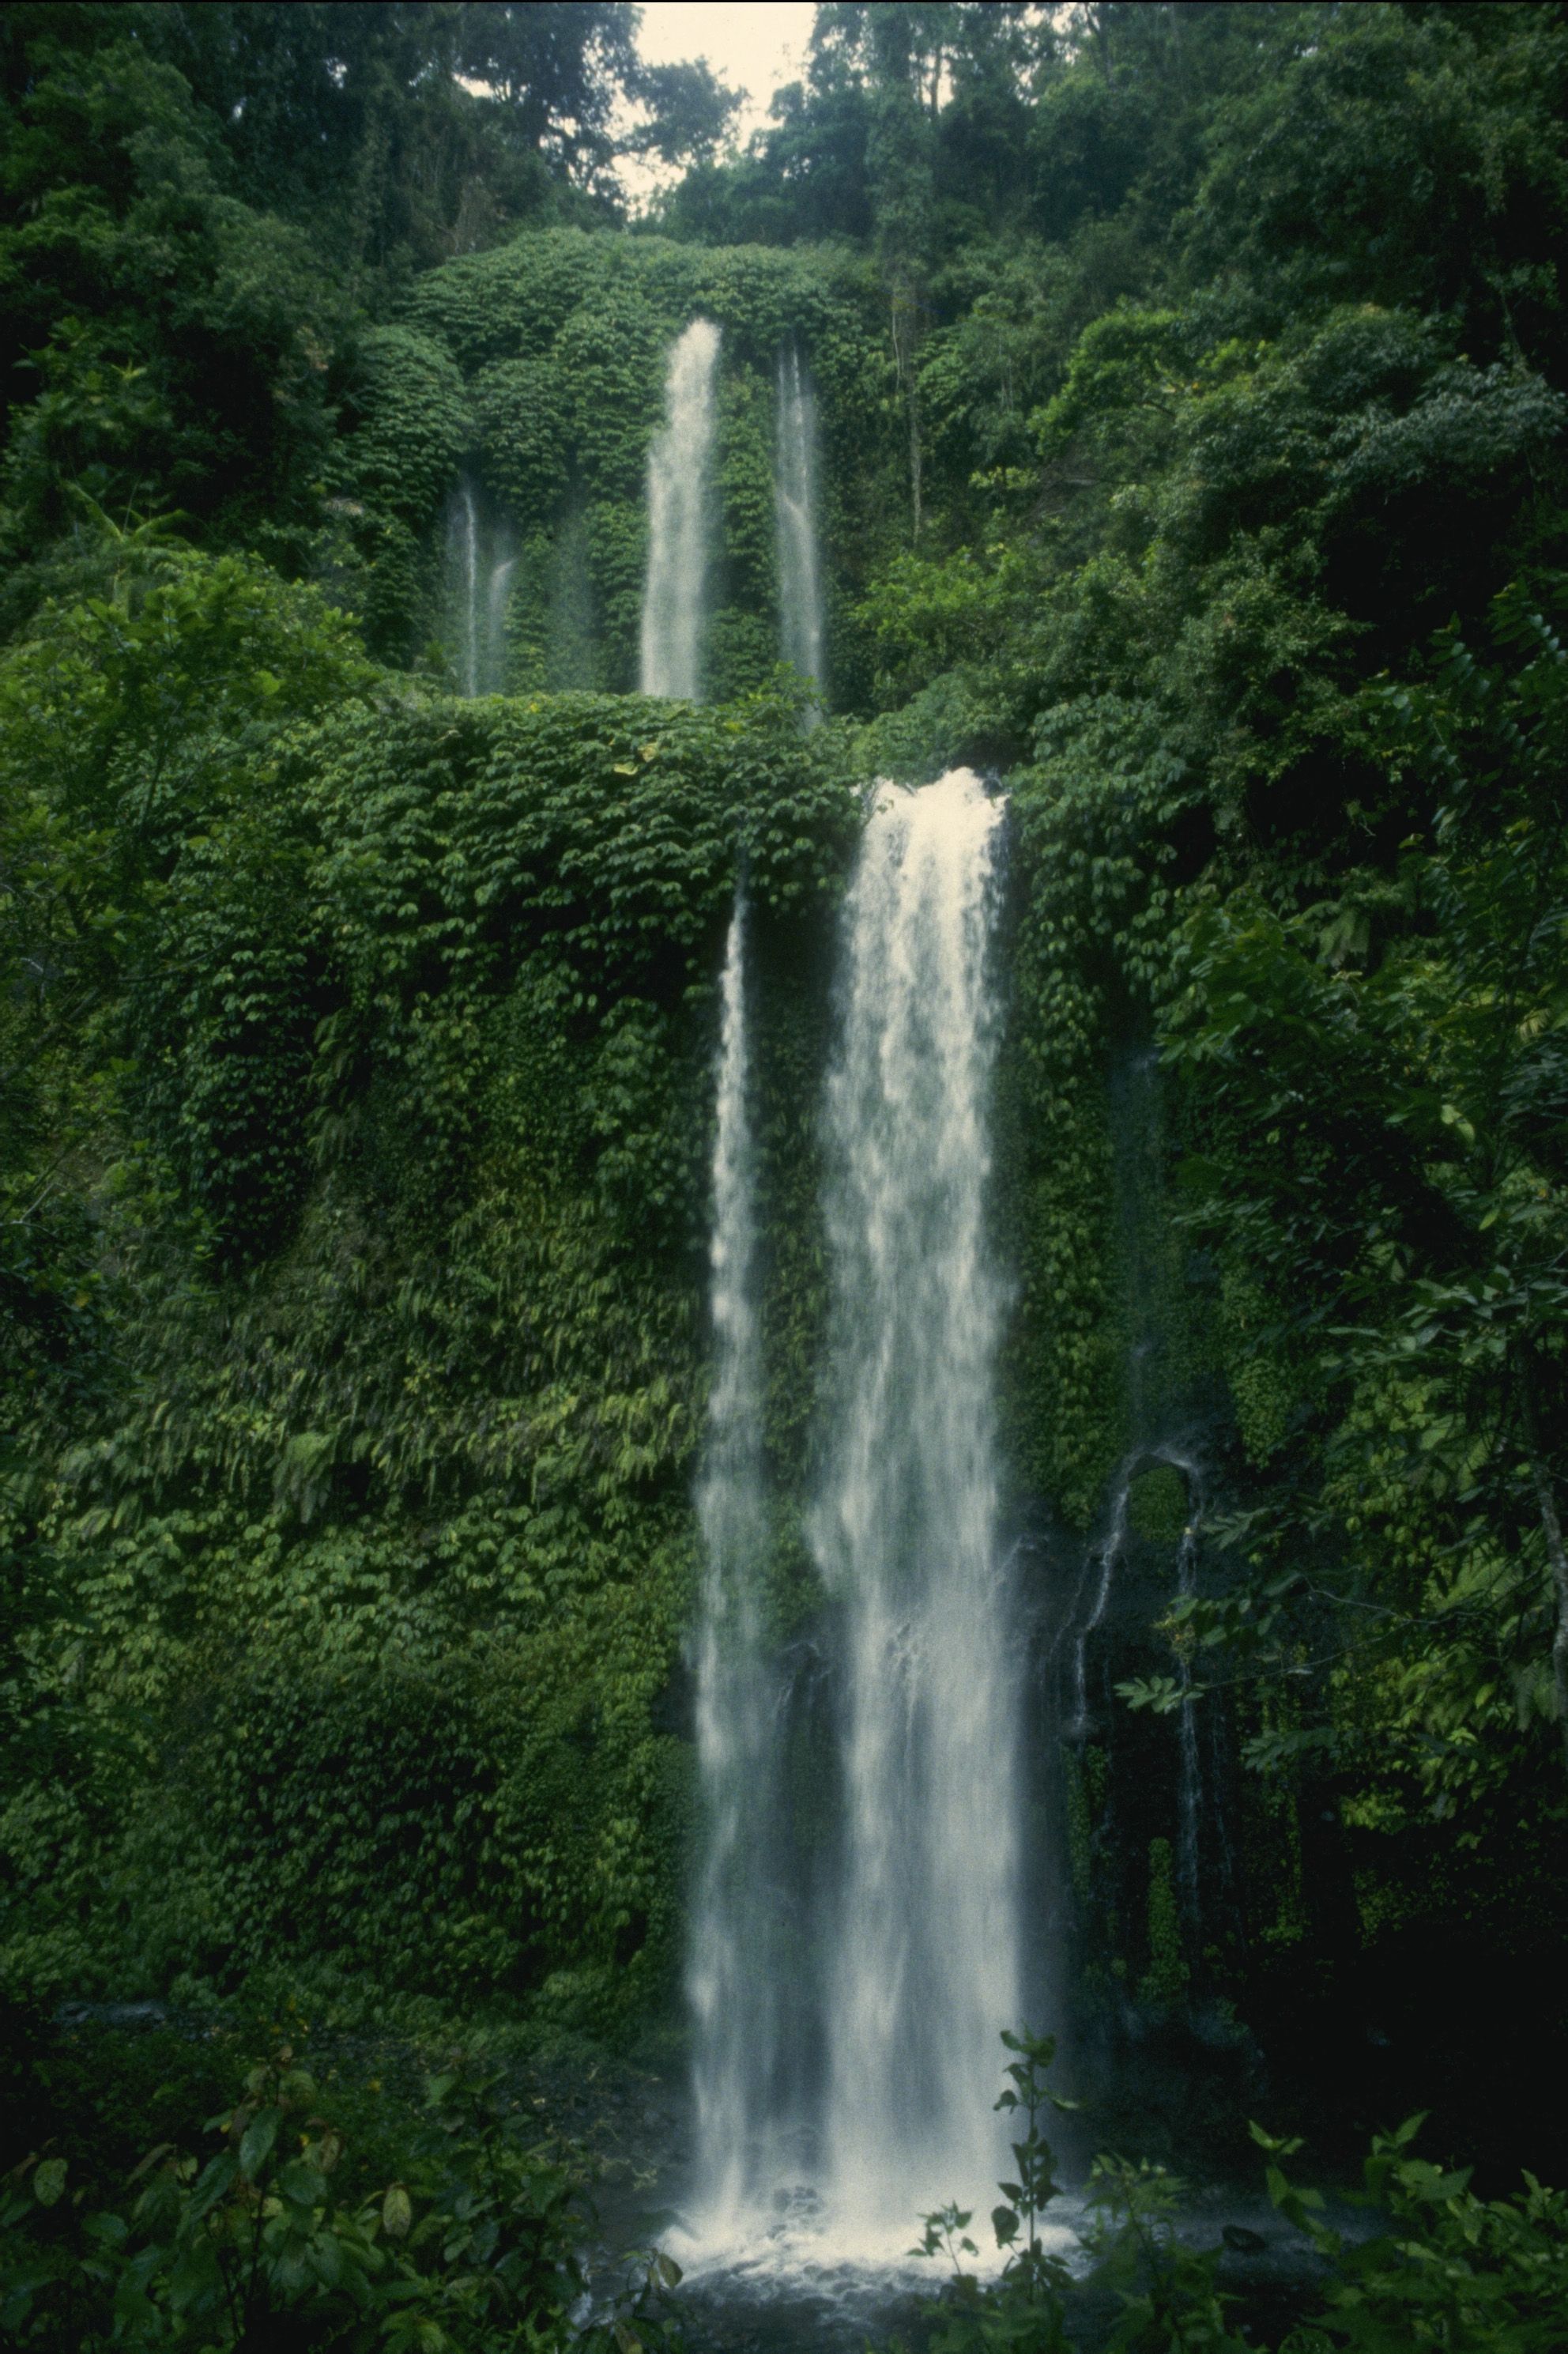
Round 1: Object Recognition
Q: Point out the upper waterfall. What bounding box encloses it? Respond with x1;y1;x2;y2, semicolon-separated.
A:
640;319;722;699
775;345;825;711
444;478;515;696
445;480;481;697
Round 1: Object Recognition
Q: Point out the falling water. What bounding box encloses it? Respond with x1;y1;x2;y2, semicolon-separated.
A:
811;769;1020;2232
1153;1447;1207;1945
1072;1477;1130;1740
775;345;825;711
484;544;517;696
641;319;722;699
446;480;481;697
688;900;790;2226
444;482;516;696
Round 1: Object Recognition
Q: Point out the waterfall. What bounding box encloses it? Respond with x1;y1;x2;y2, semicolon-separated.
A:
688;899;788;2227
775;345;825;711
641;319;722;699
1156;1446;1211;1951
1072;1481;1128;1740
444;481;515;696
812;769;1020;2231
446;480;481;697
686;770;1020;2263
484;542;516;696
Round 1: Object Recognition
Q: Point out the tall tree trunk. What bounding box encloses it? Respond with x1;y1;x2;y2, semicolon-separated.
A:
1519;1351;1568;1773
908;360;923;543
889;283;923;540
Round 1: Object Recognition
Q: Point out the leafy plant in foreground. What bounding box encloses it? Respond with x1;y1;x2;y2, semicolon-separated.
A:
0;2046;684;2352
913;2026;1076;2352
1080;2156;1247;2353
905;2031;1568;2352
1255;2113;1568;2353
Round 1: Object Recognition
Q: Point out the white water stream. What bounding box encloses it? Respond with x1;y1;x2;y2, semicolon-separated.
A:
775;345;825;711
445;478;515;696
688;900;790;2224
447;481;481;697
641;319;722;699
685;772;1026;2280
812;773;1020;2232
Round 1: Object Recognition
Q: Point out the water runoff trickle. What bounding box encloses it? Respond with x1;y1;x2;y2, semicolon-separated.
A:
681;774;1049;2322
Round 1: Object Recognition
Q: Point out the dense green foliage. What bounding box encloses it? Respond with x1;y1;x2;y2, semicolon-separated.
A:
2;2038;685;2352
5;6;1568;2339
0;541;853;2034
906;2032;1568;2352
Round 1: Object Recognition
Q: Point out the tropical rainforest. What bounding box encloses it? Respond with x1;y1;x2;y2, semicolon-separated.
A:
3;3;1568;2348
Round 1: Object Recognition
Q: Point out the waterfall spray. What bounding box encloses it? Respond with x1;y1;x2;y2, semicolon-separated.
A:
444;484;516;696
641;320;722;699
484;546;516;696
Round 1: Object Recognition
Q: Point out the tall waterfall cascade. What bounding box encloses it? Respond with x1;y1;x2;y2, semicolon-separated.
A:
641;319;722;699
774;345;826;709
688;899;787;2227
688;769;1022;2262
446;481;481;697
812;772;1020;2231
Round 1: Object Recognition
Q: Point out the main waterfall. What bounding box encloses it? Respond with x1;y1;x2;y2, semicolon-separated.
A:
687;769;1021;2262
641;319;722;698
812;772;1020;2229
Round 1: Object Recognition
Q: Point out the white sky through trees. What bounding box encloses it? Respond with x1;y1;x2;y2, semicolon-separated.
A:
620;2;816;202
637;2;816;136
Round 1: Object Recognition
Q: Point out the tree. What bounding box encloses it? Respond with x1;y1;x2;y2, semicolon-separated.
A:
1153;584;1568;1803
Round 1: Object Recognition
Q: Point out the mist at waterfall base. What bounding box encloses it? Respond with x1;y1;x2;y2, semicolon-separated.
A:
678;774;1062;2304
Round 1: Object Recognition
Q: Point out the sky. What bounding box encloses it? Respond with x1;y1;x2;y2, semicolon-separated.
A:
618;2;817;205
635;2;818;141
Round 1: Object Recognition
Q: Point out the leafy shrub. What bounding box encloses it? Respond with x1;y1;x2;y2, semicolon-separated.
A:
0;2047;684;2352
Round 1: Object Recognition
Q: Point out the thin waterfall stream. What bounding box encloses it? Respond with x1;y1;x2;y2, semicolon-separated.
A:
688;898;788;2227
444;477;515;696
446;480;481;698
775;345;825;709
